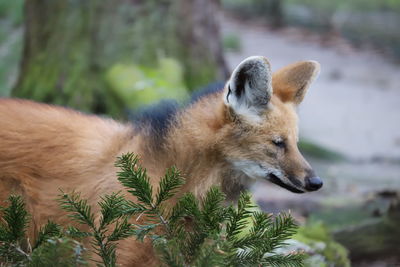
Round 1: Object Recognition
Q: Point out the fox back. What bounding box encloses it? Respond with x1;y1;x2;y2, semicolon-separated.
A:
0;56;322;266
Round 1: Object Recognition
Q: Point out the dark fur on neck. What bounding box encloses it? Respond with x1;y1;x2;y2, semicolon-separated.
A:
130;82;225;146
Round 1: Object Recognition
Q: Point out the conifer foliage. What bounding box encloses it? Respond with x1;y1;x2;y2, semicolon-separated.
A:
0;153;305;266
0;195;86;266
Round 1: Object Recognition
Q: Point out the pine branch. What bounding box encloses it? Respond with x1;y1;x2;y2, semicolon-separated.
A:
200;186;228;232
153;238;186;267
262;253;305;267
251;211;274;234
232;212;302;265
266;213;298;250
155;166;184;206
108;218;135;241
34;220;63;249
0;195;88;266
118;200;147;217
0;241;31;264
65;226;92;238
58;191;96;230
0;153;305;267
226;192;254;240
133;223;160;242
234;211;273;250
92;241;117;267
58;190;134;267
115;153;153;207
0;195;30;243
169;193;201;226
191;238;226;267
99;192;129;229
91;230;115;267
30;238;87;267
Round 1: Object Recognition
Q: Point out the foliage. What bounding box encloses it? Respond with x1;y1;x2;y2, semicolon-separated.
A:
106;58;188;110
293;221;350;267
59;191;137;267
0;153;304;266
0;195;30;264
29;238;87;267
0;195;87;266
112;153;305;266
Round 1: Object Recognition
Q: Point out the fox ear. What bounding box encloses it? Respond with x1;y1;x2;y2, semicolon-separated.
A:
272;61;320;105
225;56;272;122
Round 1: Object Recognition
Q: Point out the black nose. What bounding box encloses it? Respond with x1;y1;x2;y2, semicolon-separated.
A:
305;177;323;191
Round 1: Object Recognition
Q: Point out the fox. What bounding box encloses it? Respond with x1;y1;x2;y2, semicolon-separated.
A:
0;56;322;266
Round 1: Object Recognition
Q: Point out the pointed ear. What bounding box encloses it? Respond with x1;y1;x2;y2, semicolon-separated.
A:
225;56;272;122
272;61;320;105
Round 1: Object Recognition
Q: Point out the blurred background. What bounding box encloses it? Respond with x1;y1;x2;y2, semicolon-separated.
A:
1;0;400;266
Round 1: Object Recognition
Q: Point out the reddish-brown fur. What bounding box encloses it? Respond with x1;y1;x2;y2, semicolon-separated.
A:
0;57;320;266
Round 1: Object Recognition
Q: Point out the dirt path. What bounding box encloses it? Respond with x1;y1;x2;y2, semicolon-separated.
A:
222;17;400;160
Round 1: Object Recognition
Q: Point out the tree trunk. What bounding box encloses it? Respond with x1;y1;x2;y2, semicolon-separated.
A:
13;0;228;116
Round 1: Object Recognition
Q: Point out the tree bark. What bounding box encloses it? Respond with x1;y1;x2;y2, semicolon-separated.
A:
14;0;228;116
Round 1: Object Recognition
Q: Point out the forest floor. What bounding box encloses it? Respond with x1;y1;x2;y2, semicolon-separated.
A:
221;15;400;220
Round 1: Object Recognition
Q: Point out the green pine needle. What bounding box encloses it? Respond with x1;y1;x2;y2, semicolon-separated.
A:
65;226;92;238
200;186;227;232
169;193;201;226
118;200;147;217
133;223;159;242
115;153;153;207
34;220;63;249
267;213;298;250
99;192;129;229
0;195;30;243
154;239;186;267
29;238;87;267
58;191;96;230
155;166;184;206
226;192;254;240
108;218;135;242
262;253;306;267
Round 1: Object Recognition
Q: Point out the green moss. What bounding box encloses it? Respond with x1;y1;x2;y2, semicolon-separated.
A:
105;58;189;110
294;221;351;267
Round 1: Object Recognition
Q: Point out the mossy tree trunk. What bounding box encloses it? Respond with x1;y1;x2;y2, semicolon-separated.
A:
13;0;228;116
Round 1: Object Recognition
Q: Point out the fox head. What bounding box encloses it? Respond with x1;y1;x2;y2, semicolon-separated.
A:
219;56;322;194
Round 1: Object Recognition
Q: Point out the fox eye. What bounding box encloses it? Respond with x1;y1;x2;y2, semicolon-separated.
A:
272;138;285;148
